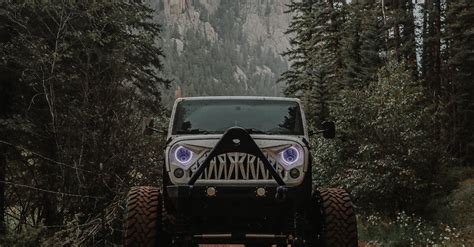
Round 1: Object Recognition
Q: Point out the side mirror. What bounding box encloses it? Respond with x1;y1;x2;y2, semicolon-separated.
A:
321;121;335;139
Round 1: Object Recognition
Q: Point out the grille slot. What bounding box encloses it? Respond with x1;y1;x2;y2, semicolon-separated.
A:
189;152;286;181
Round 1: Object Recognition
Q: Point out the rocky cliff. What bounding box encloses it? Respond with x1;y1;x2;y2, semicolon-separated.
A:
150;0;292;105
154;0;290;53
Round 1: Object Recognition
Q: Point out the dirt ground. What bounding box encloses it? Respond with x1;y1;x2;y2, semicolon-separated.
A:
201;241;376;247
202;245;269;247
202;246;244;247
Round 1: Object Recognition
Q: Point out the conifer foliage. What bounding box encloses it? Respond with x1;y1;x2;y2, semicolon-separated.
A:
0;1;168;244
444;0;474;164
282;0;473;214
282;0;346;125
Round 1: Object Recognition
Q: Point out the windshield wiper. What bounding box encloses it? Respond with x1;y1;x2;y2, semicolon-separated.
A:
177;128;211;134
244;128;271;135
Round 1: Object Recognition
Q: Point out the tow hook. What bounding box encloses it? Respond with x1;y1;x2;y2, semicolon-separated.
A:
275;186;288;202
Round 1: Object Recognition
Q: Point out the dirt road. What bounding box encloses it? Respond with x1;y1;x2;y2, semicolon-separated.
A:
201;241;376;247
201;245;280;247
202;246;244;247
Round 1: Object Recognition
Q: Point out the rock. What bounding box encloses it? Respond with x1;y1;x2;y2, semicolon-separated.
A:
234;66;248;83
254;65;275;78
203;22;217;43
152;0;291;97
242;0;292;55
156;0;291;55
173;38;184;55
198;0;220;15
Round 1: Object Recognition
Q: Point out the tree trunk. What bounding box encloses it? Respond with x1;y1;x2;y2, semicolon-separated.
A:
40;140;62;227
0;145;6;235
423;0;442;97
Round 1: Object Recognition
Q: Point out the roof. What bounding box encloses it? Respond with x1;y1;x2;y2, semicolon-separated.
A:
176;96;301;102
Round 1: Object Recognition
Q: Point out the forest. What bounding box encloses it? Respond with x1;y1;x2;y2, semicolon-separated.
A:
0;0;473;246
282;0;473;245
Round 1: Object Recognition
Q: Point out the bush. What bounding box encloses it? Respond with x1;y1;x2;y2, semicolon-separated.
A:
430;175;474;244
0;226;44;247
358;212;464;246
313;58;448;214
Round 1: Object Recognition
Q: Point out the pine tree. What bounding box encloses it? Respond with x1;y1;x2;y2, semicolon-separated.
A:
444;0;474;164
281;0;314;96
282;0;346;124
341;1;384;90
422;0;443;97
386;0;417;73
282;0;453;215
0;1;168;240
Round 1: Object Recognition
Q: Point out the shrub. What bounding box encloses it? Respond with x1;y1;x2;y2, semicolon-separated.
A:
313;58;447;214
358;212;464;246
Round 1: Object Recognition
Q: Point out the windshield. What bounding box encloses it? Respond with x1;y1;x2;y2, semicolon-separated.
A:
172;99;304;135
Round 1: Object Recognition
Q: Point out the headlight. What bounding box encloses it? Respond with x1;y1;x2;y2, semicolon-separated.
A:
281;146;299;164
278;145;303;169
174;146;193;164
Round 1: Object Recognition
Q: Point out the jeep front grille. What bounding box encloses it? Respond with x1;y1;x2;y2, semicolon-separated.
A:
188;152;287;183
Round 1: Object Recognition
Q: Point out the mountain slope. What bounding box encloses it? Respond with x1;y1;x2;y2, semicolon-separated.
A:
150;0;291;105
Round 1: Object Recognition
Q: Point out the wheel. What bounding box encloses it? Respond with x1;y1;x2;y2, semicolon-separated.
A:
124;186;165;247
313;188;358;247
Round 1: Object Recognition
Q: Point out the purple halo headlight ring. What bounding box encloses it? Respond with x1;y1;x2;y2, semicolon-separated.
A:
174;146;193;164
281;146;300;165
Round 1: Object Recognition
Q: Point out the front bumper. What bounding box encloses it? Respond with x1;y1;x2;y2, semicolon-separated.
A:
166;185;307;216
165;185;312;244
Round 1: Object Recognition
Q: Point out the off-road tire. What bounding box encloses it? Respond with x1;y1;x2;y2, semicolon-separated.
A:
124;186;162;247
314;188;357;247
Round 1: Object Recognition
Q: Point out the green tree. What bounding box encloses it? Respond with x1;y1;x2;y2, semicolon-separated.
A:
0;1;168;243
314;58;445;214
282;0;346;125
341;1;384;89
386;0;417;73
422;0;442;96
444;0;474;164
